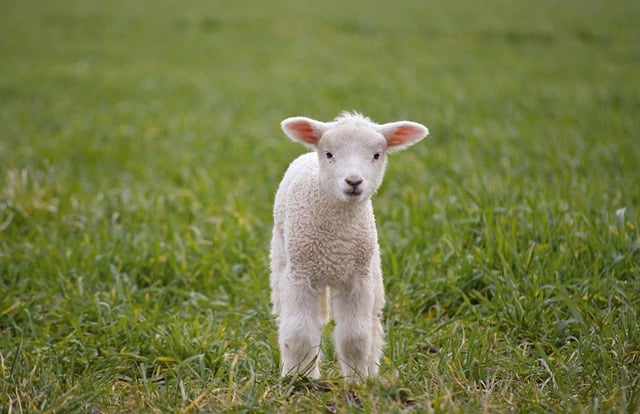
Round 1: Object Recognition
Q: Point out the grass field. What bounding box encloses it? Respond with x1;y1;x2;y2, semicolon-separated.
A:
1;0;639;412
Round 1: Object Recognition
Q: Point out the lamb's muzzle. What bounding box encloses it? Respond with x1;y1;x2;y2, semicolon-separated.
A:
345;176;363;189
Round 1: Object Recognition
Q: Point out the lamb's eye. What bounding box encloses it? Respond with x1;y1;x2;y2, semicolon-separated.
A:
325;152;333;159
373;152;381;160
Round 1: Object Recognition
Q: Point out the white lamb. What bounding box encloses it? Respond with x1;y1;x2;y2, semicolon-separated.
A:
270;111;429;380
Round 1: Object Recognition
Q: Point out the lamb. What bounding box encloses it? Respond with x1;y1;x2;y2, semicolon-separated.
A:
270;111;429;380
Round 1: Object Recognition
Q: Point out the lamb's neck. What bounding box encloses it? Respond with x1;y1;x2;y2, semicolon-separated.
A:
323;196;372;219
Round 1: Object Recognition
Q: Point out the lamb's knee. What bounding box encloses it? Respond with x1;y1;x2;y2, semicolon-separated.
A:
336;329;369;361
270;290;281;317
279;319;318;349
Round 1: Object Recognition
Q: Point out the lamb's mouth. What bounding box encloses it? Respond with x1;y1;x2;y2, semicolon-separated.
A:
344;189;363;197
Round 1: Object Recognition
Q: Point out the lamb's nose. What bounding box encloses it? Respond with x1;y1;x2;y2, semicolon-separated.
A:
345;177;363;189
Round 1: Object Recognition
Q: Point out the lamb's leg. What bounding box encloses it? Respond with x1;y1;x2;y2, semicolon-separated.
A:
332;282;375;380
368;263;385;376
278;281;323;379
269;227;286;317
319;286;330;324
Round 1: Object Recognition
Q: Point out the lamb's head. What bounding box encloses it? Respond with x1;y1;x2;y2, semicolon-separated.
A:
281;112;429;203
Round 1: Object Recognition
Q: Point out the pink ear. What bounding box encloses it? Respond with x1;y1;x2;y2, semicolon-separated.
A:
281;117;328;148
287;120;319;145
378;121;429;152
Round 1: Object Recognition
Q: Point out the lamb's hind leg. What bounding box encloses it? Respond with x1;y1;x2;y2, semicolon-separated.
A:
269;227;286;317
368;264;385;376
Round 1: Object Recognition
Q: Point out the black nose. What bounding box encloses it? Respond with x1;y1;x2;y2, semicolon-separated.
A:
345;177;363;189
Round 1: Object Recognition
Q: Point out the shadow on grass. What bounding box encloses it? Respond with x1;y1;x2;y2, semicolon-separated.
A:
278;374;419;411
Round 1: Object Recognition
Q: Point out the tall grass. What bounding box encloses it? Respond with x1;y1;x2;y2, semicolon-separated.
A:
1;0;639;412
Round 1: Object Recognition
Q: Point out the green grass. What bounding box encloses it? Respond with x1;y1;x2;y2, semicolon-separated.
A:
1;0;639;412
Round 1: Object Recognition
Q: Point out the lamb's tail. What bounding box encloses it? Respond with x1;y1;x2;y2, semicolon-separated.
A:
320;286;330;324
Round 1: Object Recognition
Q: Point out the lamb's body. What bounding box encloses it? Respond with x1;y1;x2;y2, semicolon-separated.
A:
270;112;428;380
272;153;379;290
271;153;385;378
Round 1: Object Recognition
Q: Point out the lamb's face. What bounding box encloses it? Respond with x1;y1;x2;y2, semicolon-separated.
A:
317;126;388;203
281;113;428;204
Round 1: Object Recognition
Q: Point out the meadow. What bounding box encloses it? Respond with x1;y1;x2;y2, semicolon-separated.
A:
1;0;639;412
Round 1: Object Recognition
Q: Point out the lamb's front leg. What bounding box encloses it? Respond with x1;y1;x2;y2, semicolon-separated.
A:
332;281;376;380
278;280;323;379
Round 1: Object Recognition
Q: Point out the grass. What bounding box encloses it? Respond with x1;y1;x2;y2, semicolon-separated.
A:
1;0;639;412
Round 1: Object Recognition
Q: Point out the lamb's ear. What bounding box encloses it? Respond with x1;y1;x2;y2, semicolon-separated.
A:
281;117;329;149
378;121;429;152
